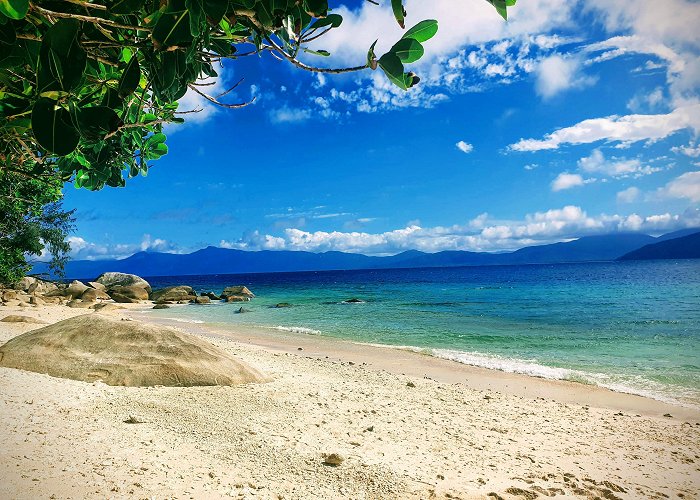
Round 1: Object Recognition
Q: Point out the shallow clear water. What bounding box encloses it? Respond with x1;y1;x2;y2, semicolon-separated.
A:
139;260;700;407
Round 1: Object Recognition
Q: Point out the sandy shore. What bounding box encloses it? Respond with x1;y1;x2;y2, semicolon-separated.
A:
1;303;699;499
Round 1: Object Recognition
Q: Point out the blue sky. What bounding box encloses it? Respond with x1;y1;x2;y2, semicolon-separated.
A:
64;0;700;259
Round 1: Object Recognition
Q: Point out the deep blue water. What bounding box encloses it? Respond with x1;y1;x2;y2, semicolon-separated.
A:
139;260;700;406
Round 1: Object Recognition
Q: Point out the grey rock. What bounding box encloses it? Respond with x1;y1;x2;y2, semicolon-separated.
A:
65;280;89;299
95;272;151;293
221;286;255;300
66;299;93;309
92;303;124;312
151;286;196;303
109;285;149;301
81;288;110;302
110;293;140;304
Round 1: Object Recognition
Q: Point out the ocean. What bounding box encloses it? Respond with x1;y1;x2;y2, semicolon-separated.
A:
138;260;700;407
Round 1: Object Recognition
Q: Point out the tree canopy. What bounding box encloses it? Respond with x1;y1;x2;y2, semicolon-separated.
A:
0;0;515;190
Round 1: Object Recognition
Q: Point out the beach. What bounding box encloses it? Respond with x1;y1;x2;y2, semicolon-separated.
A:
1;302;699;499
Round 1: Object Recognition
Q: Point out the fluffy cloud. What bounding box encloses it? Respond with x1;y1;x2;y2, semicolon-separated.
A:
617;187;641;203
577;149;662;178
269;106;312;124
509;103;700;151
657;171;700;202
223;206;699;255
672;141;700;158
66;234;179;261
456;141;474;154
535;55;595;99
551;173;588;192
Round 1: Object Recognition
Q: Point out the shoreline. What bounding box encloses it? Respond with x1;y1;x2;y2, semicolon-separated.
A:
1;303;699;498
131;308;700;420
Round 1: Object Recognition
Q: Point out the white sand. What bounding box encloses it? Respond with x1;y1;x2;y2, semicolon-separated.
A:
1;303;698;499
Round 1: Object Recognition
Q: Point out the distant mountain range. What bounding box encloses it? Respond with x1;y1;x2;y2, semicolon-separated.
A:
619;231;700;261
33;228;700;279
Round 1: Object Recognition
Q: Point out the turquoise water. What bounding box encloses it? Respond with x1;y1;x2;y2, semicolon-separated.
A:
140;260;700;407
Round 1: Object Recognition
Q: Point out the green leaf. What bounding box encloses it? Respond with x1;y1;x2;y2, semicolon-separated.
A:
308;13;342;30
118;55;140;98
0;0;28;20
402;20;438;43
37;19;86;92
106;0;143;15
378;52;408;90
31;98;80;155
304;0;328;18
203;0;228;25
186;0;205;36
74;106;123;140
367;39;377;69
484;0;515;20
302;47;330;57
152;10;193;49
391;0;405;29
0;21;15;45
390;38;423;64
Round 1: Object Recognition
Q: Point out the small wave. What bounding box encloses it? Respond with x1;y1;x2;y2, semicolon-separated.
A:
354;342;698;408
273;325;323;335
159;317;205;324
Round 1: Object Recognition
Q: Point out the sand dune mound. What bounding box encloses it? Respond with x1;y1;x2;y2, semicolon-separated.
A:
0;315;268;387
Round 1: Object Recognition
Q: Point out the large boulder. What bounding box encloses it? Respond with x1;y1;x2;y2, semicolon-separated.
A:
66;299;93;309
194;296;211;304
151;286;197;303
1;315;47;324
221;286;255;301
64;280;89;299
81;288;110;302
108;285;149;301
95;273;151;293
92;303;124;312
109;293;140;304
12;277;59;296
0;315;269;387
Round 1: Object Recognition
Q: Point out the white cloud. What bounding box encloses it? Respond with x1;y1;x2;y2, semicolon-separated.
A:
657;171;700;202
269;106;312;124
509;103;700;152
66;234;179;261
551;173;592;192
626;87;666;112
456;140;474;154
577;149;662;178
617;187;641;203
672;141;700;158
535;55;595;99
225;206;699;255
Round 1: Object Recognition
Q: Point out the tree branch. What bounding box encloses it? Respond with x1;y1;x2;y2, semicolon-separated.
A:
187;84;255;109
30;4;151;32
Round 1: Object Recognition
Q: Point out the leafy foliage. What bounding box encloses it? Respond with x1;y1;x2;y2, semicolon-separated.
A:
0;0;515;191
0;168;74;285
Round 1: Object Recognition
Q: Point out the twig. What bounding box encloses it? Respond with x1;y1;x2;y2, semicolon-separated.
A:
266;37;368;74
187;84;255;109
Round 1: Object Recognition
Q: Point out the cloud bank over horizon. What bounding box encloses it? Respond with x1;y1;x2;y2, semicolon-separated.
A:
65;205;700;260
